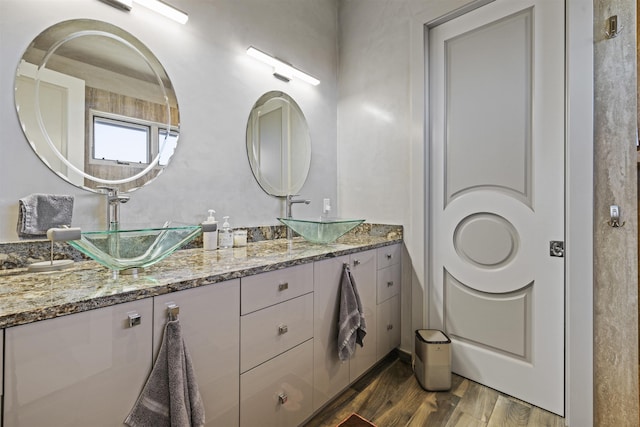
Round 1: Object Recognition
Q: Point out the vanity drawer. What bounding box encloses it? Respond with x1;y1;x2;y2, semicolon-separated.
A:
241;263;313;314
377;262;401;304
377;244;401;270
241;293;313;372
240;339;313;427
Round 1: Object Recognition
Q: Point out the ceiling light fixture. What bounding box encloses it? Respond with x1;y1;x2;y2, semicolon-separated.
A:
246;46;320;86
134;0;189;24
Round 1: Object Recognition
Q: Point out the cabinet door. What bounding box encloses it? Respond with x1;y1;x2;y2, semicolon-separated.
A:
5;300;153;427
240;340;313;427
349;249;377;382
241;293;313;372
377;262;401;304
153;280;240;427
313;254;350;411
377;244;402;270
377;295;401;359
241;263;313;314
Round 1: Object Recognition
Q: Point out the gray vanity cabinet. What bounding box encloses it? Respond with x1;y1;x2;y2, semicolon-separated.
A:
4;299;154;427
312;249;378;412
153;279;240;427
376;244;402;358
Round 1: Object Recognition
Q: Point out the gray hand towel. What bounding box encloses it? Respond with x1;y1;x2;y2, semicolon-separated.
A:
17;193;74;238
338;264;367;361
125;320;205;427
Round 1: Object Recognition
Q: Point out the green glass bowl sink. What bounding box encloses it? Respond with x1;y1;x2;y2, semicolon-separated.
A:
67;223;201;271
277;218;365;244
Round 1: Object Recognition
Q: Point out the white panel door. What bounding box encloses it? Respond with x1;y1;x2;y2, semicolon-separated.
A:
429;0;565;415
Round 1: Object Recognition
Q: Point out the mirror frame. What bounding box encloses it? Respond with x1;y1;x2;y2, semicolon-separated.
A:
14;19;180;193
246;91;311;197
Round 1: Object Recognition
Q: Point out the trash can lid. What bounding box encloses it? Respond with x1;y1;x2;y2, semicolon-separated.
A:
416;329;451;344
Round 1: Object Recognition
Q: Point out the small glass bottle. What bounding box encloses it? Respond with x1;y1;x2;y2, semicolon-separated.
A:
218;216;233;249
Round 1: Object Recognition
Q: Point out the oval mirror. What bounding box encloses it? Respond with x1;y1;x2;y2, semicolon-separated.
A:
246;91;311;197
15;19;179;193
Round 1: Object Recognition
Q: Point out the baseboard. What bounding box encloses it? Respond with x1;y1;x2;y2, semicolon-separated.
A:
396;347;412;364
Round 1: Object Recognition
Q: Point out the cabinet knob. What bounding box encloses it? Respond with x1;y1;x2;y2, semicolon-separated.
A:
387;281;394;287
278;282;289;291
387;324;394;331
278;393;288;404
278;324;288;335
386;253;392;260
353;259;361;266
127;312;141;328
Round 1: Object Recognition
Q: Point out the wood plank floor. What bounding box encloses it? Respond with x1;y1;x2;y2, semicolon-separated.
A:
304;353;565;427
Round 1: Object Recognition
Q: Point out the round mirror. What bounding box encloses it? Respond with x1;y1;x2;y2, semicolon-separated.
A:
246;91;311;197
15;19;179;193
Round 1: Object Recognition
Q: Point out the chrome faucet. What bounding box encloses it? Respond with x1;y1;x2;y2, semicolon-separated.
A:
286;194;310;218
97;186;130;231
285;194;310;241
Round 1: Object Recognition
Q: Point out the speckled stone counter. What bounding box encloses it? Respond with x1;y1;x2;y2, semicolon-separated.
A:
0;224;402;329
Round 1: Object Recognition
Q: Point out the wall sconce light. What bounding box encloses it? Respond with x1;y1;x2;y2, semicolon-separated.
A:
246;46;320;86
135;0;188;24
99;0;188;24
99;0;133;11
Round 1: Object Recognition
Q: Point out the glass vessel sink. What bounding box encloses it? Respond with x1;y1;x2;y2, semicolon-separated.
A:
67;224;201;271
277;218;365;244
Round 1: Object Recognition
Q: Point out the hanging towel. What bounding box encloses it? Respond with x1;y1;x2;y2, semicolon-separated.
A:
338;264;367;362
125;320;205;427
17;193;74;238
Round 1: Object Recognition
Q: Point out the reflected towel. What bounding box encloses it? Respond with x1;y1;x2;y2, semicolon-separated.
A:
338;264;367;361
17;193;74;238
125;320;205;427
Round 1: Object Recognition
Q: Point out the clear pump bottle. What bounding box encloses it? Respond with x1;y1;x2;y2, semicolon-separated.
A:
219;216;233;249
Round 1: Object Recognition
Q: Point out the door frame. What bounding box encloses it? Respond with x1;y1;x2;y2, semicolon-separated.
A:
409;1;593;425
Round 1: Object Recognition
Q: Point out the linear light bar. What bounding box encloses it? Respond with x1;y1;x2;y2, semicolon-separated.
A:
99;0;133;11
134;0;188;24
247;46;320;86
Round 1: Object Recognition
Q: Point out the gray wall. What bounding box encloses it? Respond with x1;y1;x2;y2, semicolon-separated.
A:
593;0;639;425
0;0;338;241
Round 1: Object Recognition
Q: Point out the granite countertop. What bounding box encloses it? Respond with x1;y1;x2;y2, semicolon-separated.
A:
0;231;402;329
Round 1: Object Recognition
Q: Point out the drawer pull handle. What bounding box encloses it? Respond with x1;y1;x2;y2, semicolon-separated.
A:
353;259;361;266
387;324;394;331
386;254;393;260
387;281;394;287
278;282;289;291
278;393;288;404
278;324;288;335
128;312;141;328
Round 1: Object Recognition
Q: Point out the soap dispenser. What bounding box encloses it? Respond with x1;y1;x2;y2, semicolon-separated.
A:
219;216;233;249
202;209;218;250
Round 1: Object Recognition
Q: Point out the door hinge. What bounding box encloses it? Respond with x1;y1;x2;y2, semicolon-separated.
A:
549;241;564;257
